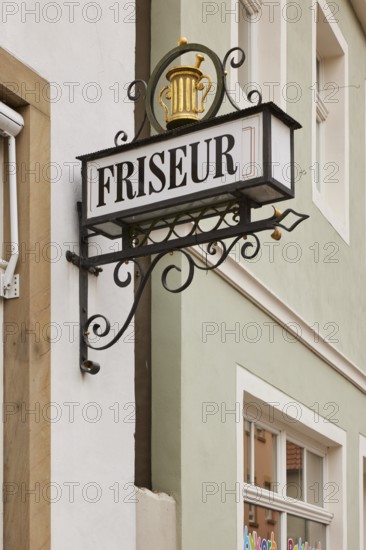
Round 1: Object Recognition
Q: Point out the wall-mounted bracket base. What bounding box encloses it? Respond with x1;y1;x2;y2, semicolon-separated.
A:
0;273;19;299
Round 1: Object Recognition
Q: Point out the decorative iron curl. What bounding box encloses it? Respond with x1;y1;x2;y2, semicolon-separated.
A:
114;79;148;145
83;256;150;351
196;233;260;272
240;234;261;259
85;314;111;339
82;234;261;351
161;253;195;294
222;47;262;109
248;89;262;105
223;46;246;70
114;130;128;146
114;261;134;288
127;79;147;102
222;47;246;111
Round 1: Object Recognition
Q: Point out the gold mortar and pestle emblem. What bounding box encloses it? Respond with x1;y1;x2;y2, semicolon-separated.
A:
159;38;213;130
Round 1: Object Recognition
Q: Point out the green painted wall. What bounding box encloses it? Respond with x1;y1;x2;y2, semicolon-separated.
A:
153;260;366;549
150;1;366;549
151;0;366;368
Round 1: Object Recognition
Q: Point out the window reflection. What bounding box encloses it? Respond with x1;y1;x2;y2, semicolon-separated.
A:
287;514;325;549
254;427;277;490
307;451;323;506
286;441;324;506
286;441;304;501
244;421;277;491
244;503;280;547
244;419;251;483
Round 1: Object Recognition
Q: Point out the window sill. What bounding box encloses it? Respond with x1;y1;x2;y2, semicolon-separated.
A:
244;484;333;525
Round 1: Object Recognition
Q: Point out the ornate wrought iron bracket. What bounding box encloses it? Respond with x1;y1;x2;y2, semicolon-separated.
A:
66;201;308;374
67;38;309;374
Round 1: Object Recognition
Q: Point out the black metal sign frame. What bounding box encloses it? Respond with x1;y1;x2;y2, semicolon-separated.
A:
79;103;300;244
66;41;309;374
67;196;308;374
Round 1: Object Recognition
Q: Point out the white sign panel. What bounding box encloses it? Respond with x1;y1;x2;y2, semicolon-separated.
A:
80;104;300;237
86;115;263;222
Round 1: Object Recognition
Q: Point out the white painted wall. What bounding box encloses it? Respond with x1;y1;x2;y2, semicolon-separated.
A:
0;136;4;550
0;3;136;549
136;488;177;550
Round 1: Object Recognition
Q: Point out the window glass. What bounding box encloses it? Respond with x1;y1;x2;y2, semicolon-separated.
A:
244;503;281;547
242;388;343;550
244;413;329;549
286;441;304;501
287;514;326;549
244;421;277;490
244;419;251;483
307;451;323;506
254;427;277;490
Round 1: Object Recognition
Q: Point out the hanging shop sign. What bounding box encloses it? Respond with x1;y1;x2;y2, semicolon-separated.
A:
80;102;299;239
67;38;309;374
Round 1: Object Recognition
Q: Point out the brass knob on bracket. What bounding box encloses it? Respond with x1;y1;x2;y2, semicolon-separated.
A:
270;206;282;240
272;206;282;218
271;227;282;241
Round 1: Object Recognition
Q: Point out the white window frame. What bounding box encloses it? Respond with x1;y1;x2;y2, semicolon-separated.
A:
285;437;325;505
0;137;4;547
364;78;366;267
311;0;349;242
231;0;287;110
359;435;366;550
237;365;346;550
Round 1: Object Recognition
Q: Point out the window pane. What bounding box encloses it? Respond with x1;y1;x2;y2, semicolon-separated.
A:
286;441;304;501
307;451;323;506
254;427;277;490
244;422;277;490
287;514;326;549
244;419;251;483
244;503;281;548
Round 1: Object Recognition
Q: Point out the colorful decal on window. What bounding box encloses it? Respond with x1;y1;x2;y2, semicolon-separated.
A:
244;527;322;550
288;540;321;550
244;526;277;550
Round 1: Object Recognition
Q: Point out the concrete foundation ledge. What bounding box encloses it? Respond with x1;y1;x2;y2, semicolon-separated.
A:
136;487;177;550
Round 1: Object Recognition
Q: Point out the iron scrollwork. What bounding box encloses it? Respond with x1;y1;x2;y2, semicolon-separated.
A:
81;233;260;355
114;40;262;143
129;201;240;249
222;47;262;112
114;79;147;145
67;204;308;374
66;201;308;374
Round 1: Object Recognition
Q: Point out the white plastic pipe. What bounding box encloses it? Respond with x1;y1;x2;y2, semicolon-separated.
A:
0;102;24;295
3;135;19;291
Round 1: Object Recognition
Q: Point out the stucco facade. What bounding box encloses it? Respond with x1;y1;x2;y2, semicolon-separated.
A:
0;4;136;549
0;0;365;549
150;1;366;549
